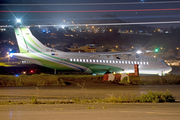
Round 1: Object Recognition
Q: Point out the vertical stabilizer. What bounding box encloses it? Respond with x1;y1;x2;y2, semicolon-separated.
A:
14;26;61;53
14;27;29;53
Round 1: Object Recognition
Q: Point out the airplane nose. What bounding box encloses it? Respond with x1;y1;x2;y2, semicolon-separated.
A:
165;66;172;74
160;65;172;74
168;66;172;73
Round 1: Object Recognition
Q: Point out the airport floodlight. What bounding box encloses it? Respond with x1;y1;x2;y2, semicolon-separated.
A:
136;50;142;54
16;19;21;23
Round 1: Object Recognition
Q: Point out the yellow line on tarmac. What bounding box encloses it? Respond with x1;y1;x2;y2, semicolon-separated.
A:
0;94;68;98
146;112;180;116
1;97;19;98
120;110;180;116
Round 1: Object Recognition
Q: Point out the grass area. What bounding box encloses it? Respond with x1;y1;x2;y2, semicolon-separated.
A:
0;91;175;105
0;74;103;87
0;74;180;87
128;74;180;85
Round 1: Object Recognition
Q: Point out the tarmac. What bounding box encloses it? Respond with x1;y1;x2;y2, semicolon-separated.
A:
0;85;180;120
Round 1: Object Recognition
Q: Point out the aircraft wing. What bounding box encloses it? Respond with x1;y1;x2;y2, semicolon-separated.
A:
98;50;153;56
89;50;153;58
89;51;134;58
98;51;133;56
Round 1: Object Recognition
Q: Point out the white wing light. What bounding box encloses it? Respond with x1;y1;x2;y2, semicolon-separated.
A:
136;50;142;54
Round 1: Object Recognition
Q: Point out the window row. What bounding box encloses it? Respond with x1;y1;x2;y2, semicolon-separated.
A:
69;58;149;65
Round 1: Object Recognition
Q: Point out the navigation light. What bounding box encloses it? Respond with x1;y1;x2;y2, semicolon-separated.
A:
154;48;159;52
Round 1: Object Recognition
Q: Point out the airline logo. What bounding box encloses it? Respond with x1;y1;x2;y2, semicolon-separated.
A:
51;53;58;56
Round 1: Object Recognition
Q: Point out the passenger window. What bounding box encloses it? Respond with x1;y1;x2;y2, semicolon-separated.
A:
70;58;72;62
80;59;82;62
93;59;95;62
103;60;105;63
147;62;149;65
125;61;127;64
83;59;85;62
106;60;108;63
128;61;130;64
77;59;79;62
113;60;115;63
90;59;92;62
116;61;118;63
119;61;121;64
137;61;139;64
134;61;136;64
96;60;99;63
122;61;124;64
86;59;88;62
131;61;133;64
143;62;146;65
140;62;142;64
73;59;76;62
109;60;112;63
100;60;102;63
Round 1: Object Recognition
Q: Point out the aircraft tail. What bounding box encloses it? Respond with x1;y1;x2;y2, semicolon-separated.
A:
14;26;60;53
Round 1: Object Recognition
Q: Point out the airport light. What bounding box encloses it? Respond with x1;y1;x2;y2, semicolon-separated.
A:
16;19;21;23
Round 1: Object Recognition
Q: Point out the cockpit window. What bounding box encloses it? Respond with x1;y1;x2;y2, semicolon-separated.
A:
161;60;168;65
161;60;165;64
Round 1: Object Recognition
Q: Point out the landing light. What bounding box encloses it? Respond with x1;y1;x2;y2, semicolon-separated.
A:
10;53;13;57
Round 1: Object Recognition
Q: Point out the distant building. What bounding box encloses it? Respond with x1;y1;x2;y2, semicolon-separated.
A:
165;60;180;66
70;45;96;52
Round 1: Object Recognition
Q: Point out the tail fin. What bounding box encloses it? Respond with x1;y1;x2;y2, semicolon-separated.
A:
14;26;61;53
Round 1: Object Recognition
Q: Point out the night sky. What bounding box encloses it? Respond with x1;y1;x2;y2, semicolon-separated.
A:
1;0;180;28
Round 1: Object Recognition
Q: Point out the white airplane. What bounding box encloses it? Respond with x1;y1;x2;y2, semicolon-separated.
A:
11;25;172;75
